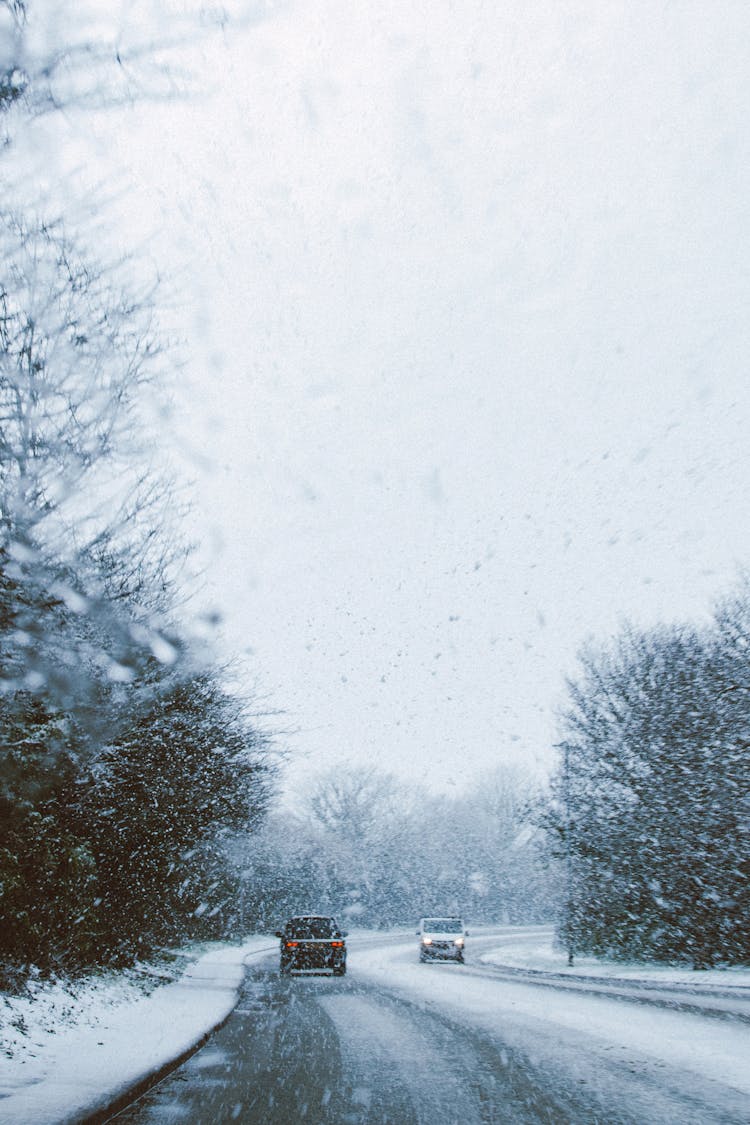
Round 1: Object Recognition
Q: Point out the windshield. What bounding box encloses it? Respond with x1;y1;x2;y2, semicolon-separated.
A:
423;918;463;933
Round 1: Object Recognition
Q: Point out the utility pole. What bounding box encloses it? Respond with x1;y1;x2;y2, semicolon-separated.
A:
562;741;574;968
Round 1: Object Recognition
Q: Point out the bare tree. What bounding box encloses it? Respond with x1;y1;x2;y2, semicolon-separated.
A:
1;0;276;134
308;765;411;843
0;211;188;734
1;217;158;530
0;0;199;126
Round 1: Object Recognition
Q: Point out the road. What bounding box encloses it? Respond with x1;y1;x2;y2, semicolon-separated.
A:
106;930;750;1124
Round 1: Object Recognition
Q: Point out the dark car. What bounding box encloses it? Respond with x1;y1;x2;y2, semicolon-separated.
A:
275;915;348;976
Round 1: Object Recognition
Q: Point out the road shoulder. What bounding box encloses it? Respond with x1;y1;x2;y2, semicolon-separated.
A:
0;938;273;1125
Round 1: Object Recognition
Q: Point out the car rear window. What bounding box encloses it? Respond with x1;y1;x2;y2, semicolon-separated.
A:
286;918;337;938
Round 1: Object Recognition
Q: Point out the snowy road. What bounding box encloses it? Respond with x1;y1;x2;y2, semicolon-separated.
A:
106;931;750;1124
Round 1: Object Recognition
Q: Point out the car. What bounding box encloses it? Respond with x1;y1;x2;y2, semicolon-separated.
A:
417;916;467;962
275;915;348;976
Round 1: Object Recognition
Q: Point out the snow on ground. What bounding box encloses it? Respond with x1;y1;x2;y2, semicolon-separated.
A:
477;927;750;987
1;965;162;1069
351;932;750;1099
0;936;274;1125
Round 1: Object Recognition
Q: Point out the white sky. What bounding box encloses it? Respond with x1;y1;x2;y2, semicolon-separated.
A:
27;0;750;793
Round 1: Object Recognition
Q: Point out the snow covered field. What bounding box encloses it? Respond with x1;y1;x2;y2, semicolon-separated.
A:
1;928;748;1124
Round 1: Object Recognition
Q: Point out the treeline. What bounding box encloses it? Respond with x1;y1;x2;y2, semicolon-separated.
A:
0;4;274;975
547;585;750;968
237;765;557;931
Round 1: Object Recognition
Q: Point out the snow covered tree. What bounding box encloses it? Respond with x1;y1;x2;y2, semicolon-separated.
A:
0;215;186;971
236;811;346;932
0;214;183;714
0;2;280;975
246;763;556;931
446;766;556;924
0;691;99;969
306;766;415;926
550;620;750;967
61;668;274;963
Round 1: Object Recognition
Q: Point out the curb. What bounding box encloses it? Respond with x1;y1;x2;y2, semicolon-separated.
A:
77;1022;223;1125
74;943;278;1125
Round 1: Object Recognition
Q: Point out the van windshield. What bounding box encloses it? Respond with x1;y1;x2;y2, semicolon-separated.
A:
423;918;463;932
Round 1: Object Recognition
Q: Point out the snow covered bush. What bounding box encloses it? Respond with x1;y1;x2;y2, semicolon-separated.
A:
549;607;750;967
71;668;274;963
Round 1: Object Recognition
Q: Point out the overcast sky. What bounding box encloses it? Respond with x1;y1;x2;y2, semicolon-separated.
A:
31;0;750;793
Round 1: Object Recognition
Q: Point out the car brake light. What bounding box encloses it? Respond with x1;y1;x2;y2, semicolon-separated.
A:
285;941;298;947
331;941;344;947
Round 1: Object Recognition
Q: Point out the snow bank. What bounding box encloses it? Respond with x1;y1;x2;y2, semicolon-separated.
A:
0;936;274;1125
479;933;750;987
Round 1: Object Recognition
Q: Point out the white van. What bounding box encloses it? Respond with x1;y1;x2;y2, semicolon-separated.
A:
417;916;467;962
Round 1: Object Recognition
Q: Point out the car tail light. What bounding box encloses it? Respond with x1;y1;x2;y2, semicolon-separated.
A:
330;941;344;947
285;941;298;947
